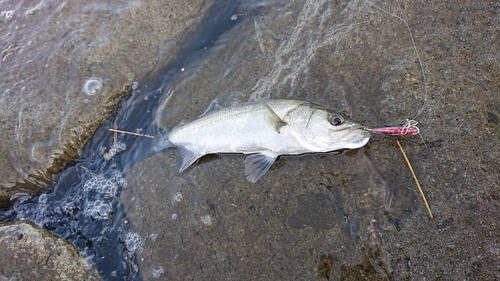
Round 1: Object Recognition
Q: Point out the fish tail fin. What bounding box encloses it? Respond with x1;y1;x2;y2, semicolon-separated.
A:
123;127;202;173
155;130;203;172
124;128;174;169
154;128;175;152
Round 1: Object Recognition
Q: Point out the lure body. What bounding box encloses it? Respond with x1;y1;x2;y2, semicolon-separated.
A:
367;126;419;136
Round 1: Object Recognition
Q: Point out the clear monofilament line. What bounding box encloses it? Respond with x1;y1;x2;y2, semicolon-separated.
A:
365;0;428;120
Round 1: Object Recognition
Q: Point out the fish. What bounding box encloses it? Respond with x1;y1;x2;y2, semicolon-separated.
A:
157;98;371;182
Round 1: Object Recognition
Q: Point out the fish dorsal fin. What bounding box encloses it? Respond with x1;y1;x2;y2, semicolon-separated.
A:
258;97;286;133
199;99;223;117
244;152;277;183
178;147;202;172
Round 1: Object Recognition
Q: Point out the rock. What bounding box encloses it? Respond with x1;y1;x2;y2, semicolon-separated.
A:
0;0;211;207
0;221;102;280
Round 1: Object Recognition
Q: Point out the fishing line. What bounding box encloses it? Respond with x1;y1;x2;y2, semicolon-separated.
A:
364;1;432;217
364;0;429;127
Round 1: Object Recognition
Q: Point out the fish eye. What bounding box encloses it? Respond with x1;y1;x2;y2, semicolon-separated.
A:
329;114;344;126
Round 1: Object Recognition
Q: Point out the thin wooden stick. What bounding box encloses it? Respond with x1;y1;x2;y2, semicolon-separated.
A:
108;128;154;138
396;140;434;219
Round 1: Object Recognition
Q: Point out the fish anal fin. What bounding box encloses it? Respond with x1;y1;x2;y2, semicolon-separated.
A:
258;97;286;133
178;147;202;172
244;152;277;183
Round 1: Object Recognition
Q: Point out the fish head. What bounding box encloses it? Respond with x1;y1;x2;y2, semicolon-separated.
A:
288;104;371;152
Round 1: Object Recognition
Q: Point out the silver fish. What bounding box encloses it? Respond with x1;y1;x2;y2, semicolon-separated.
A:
159;99;371;182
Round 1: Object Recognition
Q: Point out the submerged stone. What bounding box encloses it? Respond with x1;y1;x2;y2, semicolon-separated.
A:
0;221;102;281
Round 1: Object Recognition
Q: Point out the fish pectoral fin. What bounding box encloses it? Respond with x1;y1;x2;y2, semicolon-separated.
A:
259;97;286;133
244;152;277;183
178;147;202;172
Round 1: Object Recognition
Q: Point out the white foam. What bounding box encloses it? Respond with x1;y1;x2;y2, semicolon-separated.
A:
83;200;112;219
125;232;145;254
83;79;102;95
152;266;164;278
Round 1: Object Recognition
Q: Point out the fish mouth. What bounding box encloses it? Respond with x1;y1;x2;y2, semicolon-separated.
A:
356;125;371;146
357;136;370;146
344;125;371;149
344;135;370;149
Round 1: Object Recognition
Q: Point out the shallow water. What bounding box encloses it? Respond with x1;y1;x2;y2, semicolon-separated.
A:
0;0;140;193
1;0;251;279
2;0;500;280
0;0;211;203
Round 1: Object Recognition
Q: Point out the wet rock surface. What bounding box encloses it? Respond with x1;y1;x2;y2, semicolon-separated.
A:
0;0;499;280
122;0;500;280
0;221;102;280
0;0;210;206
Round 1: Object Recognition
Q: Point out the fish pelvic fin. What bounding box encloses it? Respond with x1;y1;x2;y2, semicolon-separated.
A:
244;152;277;183
178;147;202;172
258;97;287;133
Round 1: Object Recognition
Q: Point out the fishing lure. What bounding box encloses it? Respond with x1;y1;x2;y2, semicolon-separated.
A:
366;120;420;136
